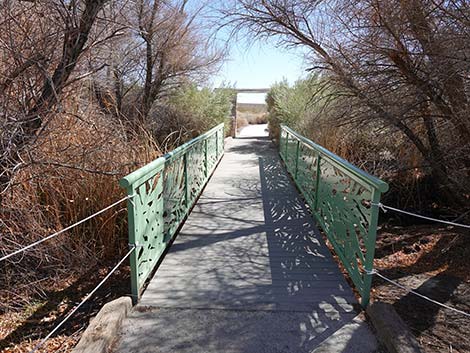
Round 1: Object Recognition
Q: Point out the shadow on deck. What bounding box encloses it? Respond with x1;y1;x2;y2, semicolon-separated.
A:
114;136;378;353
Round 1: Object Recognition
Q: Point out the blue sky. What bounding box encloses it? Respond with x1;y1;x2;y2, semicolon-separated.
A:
193;1;310;104
211;37;308;104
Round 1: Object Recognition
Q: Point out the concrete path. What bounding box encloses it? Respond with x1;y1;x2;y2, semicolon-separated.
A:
238;123;269;138
114;137;378;353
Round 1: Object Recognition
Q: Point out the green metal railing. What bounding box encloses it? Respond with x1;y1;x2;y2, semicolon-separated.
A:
120;123;224;301
279;124;389;307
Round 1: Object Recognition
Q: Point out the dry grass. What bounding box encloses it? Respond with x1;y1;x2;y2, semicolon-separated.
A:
0;92;160;310
268;113;461;214
236;103;267;114
237;111;268;125
236;117;249;131
236;103;268;125
371;225;470;353
0;82;233;351
0;78;234;351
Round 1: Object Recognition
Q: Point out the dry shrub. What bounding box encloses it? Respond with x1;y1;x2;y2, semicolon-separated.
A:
148;105;204;149
236;117;249;131
254;114;268;124
295;116;442;212
236;111;268;125
0;92;159;309
237;112;257;124
236;103;267;115
265;75;470;214
268;118;281;141
231;0;470;213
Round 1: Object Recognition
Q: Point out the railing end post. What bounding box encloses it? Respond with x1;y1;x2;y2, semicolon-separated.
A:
361;289;371;308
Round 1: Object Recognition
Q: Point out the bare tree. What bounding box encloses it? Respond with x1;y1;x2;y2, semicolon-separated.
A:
134;0;224;120
0;0;111;193
225;0;470;201
86;0;225;124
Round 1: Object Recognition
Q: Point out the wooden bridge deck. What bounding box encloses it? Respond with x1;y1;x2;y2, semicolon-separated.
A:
115;134;377;353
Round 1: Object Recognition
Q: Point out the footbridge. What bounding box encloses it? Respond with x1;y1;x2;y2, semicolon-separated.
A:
228;88;270;137
116;123;388;353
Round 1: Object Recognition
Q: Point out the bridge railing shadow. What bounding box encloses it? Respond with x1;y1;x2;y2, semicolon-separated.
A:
157;151;363;351
257;154;362;351
121;139;370;353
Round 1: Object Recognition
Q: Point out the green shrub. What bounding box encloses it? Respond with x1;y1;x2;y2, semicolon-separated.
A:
169;84;234;135
266;74;333;140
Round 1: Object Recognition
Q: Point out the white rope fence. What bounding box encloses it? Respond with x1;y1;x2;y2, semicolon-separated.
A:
29;245;137;353
3;188;467;352
0;195;135;263
366;269;470;318
371;202;470;230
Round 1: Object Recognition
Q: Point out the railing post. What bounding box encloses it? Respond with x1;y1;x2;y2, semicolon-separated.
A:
313;154;321;211
183;153;189;207
123;185;139;304
285;131;289;160
361;188;382;307
221;125;224;156
204;137;208;177
120;124;224;304
215;129;219;157
294;140;300;179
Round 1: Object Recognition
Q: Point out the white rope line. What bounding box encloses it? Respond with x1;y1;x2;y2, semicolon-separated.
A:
0;195;135;263
29;246;136;353
371;202;470;229
366;269;470;318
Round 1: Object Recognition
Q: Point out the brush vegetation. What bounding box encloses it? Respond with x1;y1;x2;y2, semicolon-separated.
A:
0;0;232;316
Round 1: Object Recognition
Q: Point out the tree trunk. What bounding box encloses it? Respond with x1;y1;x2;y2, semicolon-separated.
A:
0;0;107;193
400;0;470;146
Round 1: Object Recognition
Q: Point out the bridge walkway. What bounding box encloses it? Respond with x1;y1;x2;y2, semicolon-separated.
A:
114;130;378;353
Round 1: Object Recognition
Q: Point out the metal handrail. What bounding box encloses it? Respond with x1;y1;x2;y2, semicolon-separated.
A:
120;123;225;302
120;123;223;189
281;124;389;193
279;124;388;307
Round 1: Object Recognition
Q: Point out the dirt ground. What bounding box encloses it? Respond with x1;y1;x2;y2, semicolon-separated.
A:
1;224;469;353
0;265;130;353
371;224;470;353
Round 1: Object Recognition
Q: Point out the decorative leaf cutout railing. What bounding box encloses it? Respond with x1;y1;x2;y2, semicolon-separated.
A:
120;124;224;301
279;124;388;306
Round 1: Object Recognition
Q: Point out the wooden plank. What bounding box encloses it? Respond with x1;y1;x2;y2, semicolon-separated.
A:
139;137;358;311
